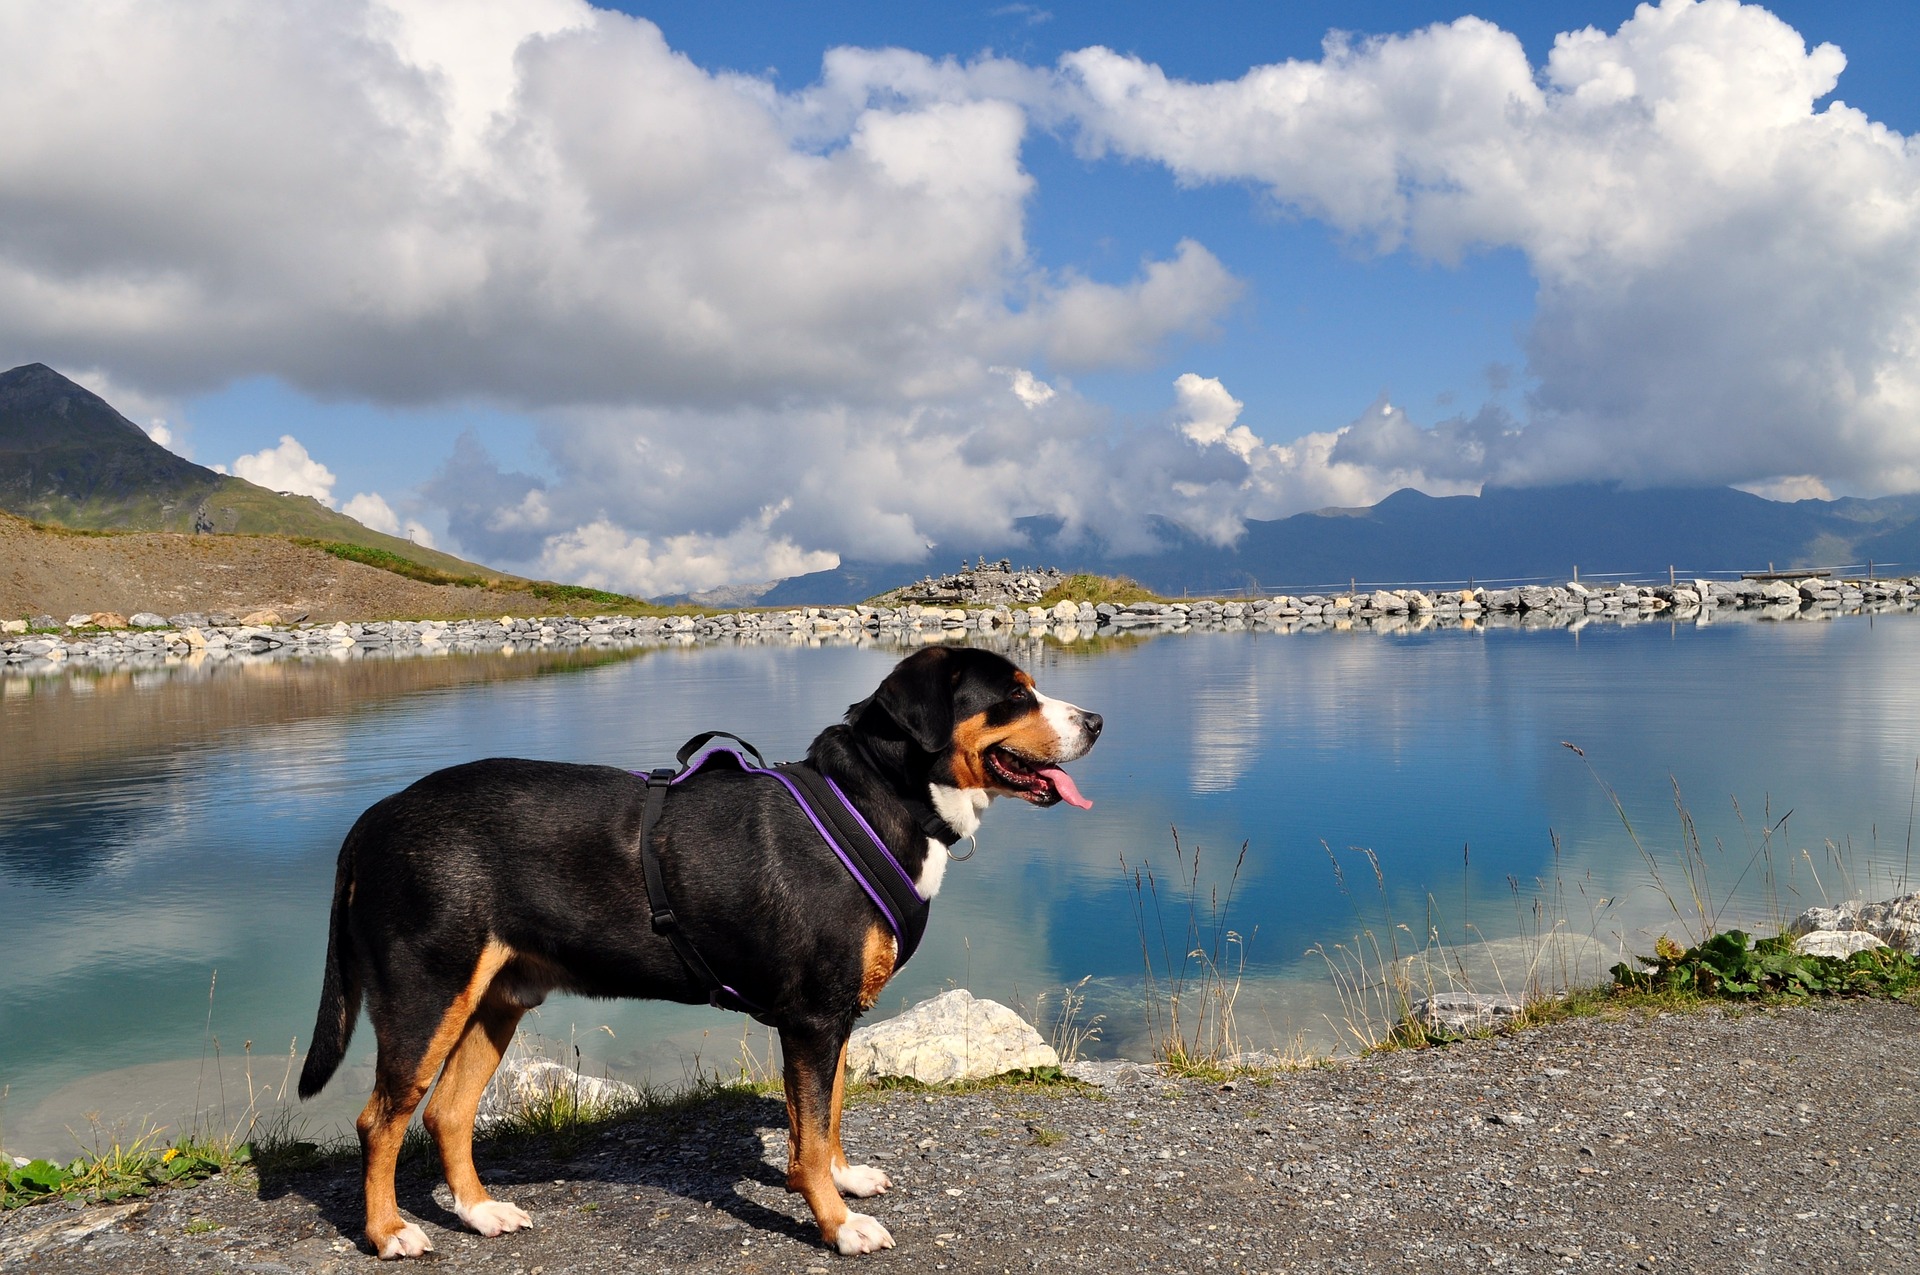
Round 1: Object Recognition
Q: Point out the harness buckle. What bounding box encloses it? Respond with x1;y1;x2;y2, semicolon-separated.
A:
650;907;678;933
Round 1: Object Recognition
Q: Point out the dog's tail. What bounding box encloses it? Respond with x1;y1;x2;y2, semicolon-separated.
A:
298;832;363;1099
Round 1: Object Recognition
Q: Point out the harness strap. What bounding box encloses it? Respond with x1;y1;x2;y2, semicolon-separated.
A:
637;763;770;1021
634;732;933;1022
776;762;929;964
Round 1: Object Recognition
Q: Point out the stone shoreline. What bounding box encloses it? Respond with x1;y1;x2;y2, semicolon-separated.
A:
4;573;1918;676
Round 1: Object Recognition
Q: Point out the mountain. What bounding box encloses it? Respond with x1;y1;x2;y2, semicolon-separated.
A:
0;363;512;582
758;483;1920;604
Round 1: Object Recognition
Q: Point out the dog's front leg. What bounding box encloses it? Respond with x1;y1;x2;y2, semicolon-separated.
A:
781;1023;893;1254
825;1036;892;1199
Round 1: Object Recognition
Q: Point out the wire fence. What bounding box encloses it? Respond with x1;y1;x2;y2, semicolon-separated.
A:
1176;560;1912;599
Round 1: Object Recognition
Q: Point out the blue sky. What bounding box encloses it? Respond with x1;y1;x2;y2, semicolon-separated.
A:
4;1;1918;591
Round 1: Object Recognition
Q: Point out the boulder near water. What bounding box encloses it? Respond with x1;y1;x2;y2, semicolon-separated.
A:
846;988;1058;1084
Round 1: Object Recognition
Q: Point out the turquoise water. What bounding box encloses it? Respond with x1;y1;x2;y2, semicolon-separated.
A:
5;617;1919;1155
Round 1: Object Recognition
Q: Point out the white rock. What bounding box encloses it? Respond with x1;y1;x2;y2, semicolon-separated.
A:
476;1058;639;1129
1793;930;1888;958
846;989;1057;1084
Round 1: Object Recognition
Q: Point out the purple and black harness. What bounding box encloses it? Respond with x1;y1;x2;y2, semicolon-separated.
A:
635;732;930;1023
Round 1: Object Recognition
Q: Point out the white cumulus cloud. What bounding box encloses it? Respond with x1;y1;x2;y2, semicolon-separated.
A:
0;1;1226;408
229;435;337;504
1061;0;1920;496
342;491;400;534
6;0;1918;592
540;504;840;599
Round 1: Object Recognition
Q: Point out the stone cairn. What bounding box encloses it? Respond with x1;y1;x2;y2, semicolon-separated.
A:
4;573;1919;675
876;556;1065;608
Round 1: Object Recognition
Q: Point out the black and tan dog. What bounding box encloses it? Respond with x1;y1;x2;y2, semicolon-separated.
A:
297;645;1101;1258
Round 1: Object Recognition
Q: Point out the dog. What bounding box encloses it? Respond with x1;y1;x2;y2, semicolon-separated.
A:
296;645;1101;1258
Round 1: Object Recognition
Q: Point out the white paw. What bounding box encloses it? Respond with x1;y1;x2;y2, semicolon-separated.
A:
831;1163;892;1198
376;1223;434;1259
455;1198;533;1237
833;1212;895;1255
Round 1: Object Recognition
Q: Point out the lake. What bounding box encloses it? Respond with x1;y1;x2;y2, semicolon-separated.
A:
5;614;1920;1157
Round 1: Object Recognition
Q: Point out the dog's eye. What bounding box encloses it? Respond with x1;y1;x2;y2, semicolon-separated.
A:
1008;687;1030;703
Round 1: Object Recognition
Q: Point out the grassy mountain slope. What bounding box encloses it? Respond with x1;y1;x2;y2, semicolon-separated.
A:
0;362;515;583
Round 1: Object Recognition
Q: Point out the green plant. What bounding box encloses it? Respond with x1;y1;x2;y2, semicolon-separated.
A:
0;1133;247;1211
1612;929;1920;999
526;581;640;607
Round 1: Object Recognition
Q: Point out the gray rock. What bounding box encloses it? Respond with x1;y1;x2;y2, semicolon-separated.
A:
128;612;168;628
846;988;1058;1084
1516;585;1561;611
1408;992;1525;1036
1787;893;1920;954
1061;1059;1154;1088
1854;894;1920;954
1787;903;1861;936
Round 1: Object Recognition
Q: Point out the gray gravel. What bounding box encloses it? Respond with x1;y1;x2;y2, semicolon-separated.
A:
6;999;1918;1274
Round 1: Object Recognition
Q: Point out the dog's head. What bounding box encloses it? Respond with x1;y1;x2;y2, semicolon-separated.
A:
849;646;1102;808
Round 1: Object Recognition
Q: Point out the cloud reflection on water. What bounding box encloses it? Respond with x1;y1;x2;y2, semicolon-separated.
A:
6;620;1920;1157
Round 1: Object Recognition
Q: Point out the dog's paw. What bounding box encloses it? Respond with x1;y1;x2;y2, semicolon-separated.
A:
455;1198;532;1237
375;1222;434;1260
833;1212;895;1255
831;1163;892;1198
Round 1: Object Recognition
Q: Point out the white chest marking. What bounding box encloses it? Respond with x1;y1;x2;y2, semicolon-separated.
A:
929;783;986;837
919;783;986;898
916;839;949;897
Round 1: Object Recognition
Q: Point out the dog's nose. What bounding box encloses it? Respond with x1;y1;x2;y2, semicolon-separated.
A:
1083;711;1103;739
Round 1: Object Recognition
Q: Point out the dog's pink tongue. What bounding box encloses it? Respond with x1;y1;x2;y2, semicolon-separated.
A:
1041;767;1091;809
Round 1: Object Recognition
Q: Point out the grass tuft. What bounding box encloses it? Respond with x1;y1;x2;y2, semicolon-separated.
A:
1036;573;1158;607
293;538;494;588
1125;830;1252;1070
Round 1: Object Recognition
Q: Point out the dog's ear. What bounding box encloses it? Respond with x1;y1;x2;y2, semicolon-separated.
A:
855;647;956;754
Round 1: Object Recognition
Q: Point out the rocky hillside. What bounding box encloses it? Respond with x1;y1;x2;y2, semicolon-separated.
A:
0;362;506;582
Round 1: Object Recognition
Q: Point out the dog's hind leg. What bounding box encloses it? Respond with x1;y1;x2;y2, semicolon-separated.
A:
357;940;515;1260
423;991;530;1238
781;1023;893;1255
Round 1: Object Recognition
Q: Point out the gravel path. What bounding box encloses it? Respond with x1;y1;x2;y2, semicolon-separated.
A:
6;1000;1917;1274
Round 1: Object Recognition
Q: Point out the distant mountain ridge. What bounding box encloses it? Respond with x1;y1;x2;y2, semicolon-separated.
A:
0;362;513;582
756;483;1920;605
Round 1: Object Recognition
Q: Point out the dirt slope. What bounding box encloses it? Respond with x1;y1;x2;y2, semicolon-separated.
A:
0;514;557;622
